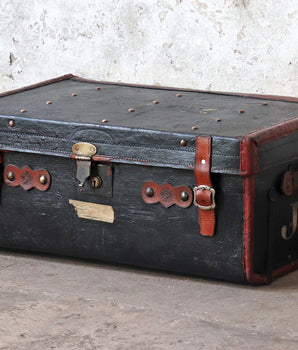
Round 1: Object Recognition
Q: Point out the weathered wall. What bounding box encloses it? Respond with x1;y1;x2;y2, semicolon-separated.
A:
0;0;297;96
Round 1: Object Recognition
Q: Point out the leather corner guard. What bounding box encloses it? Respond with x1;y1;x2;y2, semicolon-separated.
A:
240;136;259;176
194;136;216;236
240;136;268;284
4;165;50;191
142;182;193;208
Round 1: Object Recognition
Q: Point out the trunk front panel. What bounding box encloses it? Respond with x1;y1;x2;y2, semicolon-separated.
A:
0;151;245;282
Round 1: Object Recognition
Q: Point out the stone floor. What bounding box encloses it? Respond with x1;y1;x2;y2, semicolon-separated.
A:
0;250;297;350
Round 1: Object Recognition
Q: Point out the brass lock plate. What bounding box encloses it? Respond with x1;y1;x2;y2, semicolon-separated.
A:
72;142;97;187
78;164;113;198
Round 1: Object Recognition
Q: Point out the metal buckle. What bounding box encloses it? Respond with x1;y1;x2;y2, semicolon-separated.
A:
193;185;216;210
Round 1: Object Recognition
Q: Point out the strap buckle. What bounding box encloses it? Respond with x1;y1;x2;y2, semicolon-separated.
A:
193;185;216;210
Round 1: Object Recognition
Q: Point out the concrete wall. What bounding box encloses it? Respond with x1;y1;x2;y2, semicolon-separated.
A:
0;0;297;96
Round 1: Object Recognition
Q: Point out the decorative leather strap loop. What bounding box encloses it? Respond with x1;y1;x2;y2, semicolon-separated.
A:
194;136;216;236
4;165;50;191
142;182;193;208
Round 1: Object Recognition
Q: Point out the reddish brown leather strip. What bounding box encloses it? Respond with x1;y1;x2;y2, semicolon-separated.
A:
72;76;298;103
242;175;268;284
272;259;298;278
241;137;269;284
0;74;74;98
244;117;298;146
4;165;50;191
240;136;259;176
194;136;216;236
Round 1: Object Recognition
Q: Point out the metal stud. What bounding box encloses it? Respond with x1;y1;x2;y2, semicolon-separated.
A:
39;175;47;185
180;191;189;201
180;139;187;147
128;108;135;112
9;120;15;127
145;187;154;197
7;171;15;181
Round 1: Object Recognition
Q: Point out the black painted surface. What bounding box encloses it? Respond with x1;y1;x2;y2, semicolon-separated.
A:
0;152;245;282
254;162;298;276
0;77;297;283
269;190;298;271
0;78;297;137
258;133;298;173
0;116;240;173
0;78;297;173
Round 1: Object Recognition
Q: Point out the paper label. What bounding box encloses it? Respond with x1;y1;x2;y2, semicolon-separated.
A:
69;199;114;223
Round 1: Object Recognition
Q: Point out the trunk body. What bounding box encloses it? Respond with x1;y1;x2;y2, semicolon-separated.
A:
0;75;297;284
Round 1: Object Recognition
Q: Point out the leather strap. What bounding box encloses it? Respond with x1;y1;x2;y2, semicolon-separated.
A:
194;136;216;236
282;170;298;196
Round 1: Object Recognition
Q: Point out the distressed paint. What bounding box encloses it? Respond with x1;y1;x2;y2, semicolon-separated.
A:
0;0;297;96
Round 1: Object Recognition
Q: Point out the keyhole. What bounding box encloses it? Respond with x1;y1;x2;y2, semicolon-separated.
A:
90;176;102;189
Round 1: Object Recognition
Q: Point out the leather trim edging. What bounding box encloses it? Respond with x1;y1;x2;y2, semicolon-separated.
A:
242;174;268;284
72;76;298;103
0;74;74;98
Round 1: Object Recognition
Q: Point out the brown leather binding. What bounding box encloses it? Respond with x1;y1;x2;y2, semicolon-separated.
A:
0;74;74;98
72;76;298;103
194;136;216;236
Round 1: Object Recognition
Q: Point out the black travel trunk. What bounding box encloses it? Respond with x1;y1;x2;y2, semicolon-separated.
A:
0;74;297;284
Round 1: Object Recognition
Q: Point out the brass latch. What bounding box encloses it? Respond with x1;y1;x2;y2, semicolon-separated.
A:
72;142;97;187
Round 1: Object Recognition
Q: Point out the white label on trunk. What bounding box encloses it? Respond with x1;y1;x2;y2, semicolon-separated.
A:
69;199;114;223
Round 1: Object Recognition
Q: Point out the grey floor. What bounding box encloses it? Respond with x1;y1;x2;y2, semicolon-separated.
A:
0;251;297;350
